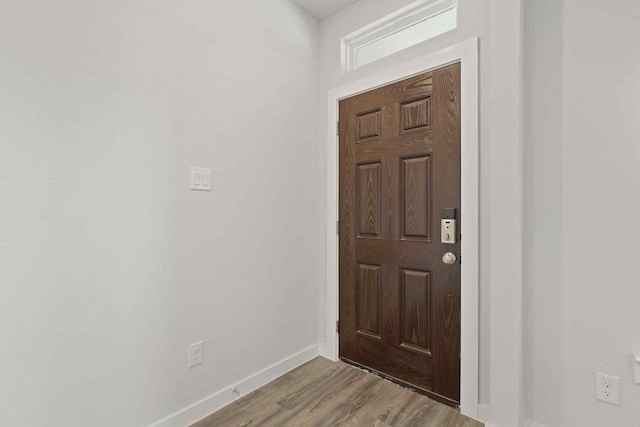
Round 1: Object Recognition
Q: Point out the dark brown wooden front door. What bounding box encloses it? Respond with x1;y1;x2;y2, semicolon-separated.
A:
338;63;461;404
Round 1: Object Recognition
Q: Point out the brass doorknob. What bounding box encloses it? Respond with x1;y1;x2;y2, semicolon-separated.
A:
442;252;457;265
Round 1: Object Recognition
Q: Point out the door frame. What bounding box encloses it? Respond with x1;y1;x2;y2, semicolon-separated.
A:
323;38;479;418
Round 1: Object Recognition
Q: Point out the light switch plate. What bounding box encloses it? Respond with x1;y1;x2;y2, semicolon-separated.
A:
190;167;212;191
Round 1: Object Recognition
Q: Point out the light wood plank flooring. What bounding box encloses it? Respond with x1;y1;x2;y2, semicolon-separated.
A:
191;357;483;427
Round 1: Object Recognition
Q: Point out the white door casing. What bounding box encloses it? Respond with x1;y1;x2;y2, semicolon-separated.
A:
323;38;479;418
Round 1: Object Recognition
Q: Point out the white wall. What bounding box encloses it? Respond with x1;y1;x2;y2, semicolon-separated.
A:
0;1;320;426
523;0;563;425
18;0;640;425
561;0;640;425
524;1;563;425
525;1;640;426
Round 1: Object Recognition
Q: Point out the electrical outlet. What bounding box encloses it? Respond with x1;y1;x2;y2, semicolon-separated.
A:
188;341;203;368
595;372;620;405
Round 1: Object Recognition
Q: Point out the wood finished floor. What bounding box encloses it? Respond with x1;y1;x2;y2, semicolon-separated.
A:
191;357;483;427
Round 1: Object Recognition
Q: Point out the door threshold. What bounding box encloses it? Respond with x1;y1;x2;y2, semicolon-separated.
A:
339;356;460;409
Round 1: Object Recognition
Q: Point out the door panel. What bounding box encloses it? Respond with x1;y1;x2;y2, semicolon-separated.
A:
401;155;432;241
357;162;381;238
356;263;381;338
400;268;432;355
339;63;461;404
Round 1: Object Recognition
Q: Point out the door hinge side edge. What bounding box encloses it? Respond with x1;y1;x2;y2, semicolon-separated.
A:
336;120;340;136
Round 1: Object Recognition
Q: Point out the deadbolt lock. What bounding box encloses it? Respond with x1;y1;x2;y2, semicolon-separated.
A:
441;208;457;244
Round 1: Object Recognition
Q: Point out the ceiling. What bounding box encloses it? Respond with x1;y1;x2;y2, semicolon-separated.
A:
292;0;361;20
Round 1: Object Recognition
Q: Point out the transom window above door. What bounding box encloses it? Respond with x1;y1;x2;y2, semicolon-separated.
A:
341;0;458;72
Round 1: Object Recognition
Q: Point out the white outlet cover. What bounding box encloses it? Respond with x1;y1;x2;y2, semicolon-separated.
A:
595;372;621;406
188;341;203;368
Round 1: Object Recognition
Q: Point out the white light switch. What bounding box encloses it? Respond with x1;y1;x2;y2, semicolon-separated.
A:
190;167;211;191
201;170;211;190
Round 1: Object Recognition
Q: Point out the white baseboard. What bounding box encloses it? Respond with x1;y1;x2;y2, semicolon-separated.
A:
318;343;338;362
476;403;489;423
318;343;327;358
147;344;320;427
473;421;548;427
475;404;549;427
477;422;548;427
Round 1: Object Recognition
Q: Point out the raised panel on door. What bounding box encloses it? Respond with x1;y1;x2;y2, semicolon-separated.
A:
401;155;432;241
357;110;381;142
400;268;432;355
356;263;381;339
400;97;431;134
357;162;381;238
